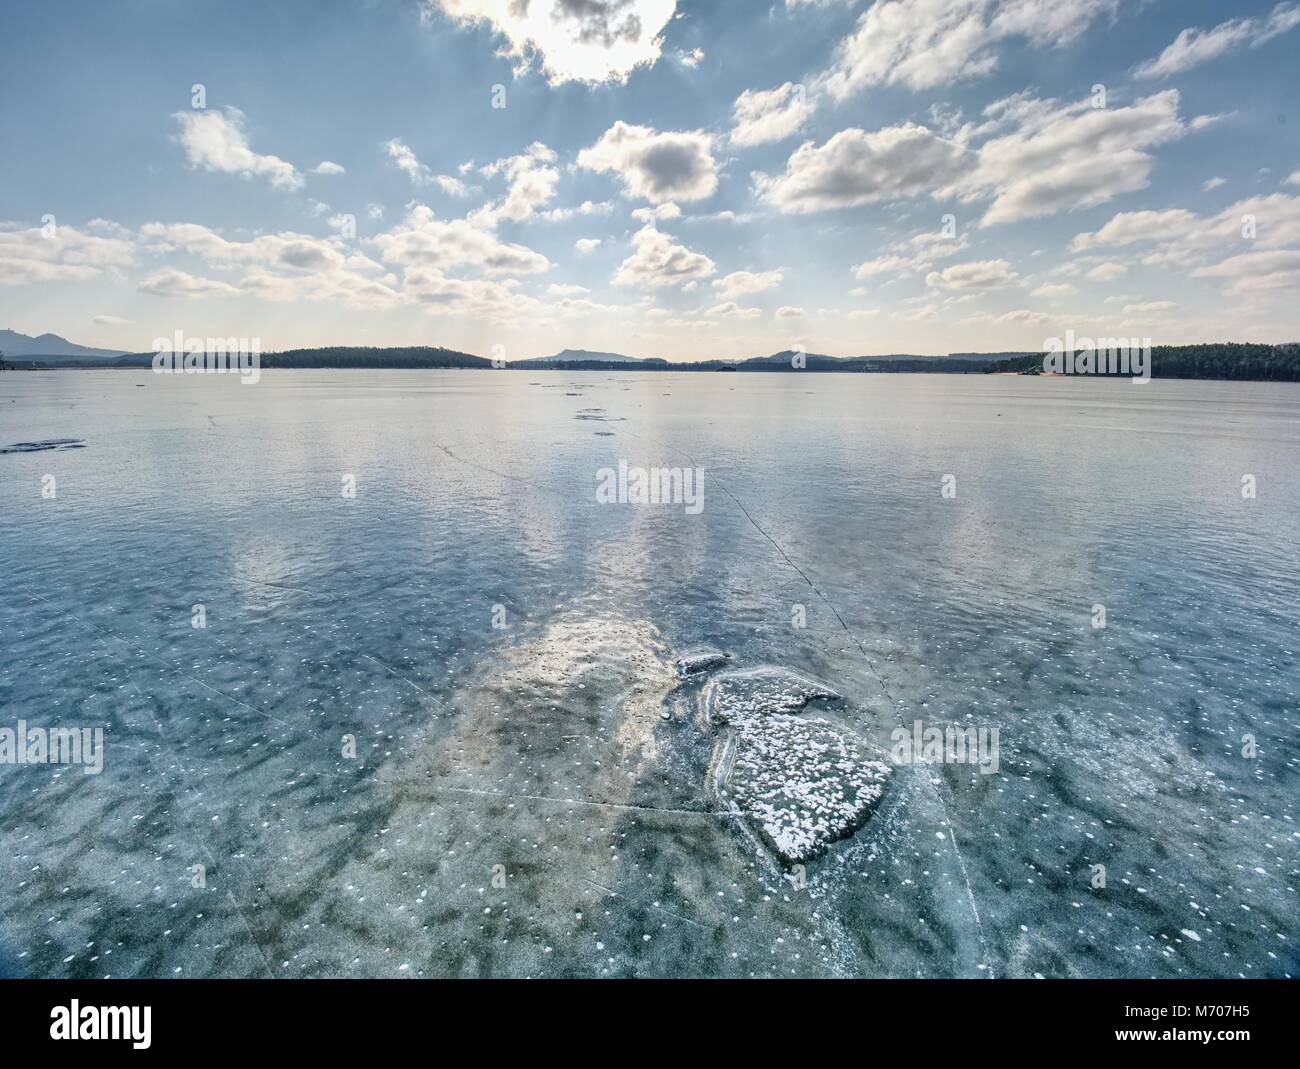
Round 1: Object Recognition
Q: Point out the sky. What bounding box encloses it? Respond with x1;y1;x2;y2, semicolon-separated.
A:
1;0;1299;361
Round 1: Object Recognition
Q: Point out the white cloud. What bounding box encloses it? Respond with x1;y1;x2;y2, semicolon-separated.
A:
386;138;436;185
1085;262;1127;281
612;224;714;287
369;204;550;276
92;314;132;326
705;301;763;320
477;142;560;222
1203;177;1227;191
755;124;967;213
1123;300;1177;314
1135;3;1300;80
939;90;1188;226
1070;208;1201;252
713;269;783;299
1030;282;1075;298
0;220;135;285
1192;249;1300;293
631;203;682;223
851;229;969;279
575;237;602;253
817;0;1118;99
730;83;811;147
997;309;1050;324
542;199;614;222
925;258;1018;290
775;306;804;318
173;108;302;191
547;282;589;297
1071;194;1300;275
314;161;345;175
138;221;401;308
138;268;241;298
426;0;677;85
403;267;544;323
578;122;718;204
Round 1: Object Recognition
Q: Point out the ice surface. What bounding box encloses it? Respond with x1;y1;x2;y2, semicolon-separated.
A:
1;370;1297;978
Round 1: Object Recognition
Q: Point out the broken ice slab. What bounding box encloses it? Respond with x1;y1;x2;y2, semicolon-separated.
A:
675;649;730;677
705;667;891;864
704;666;839;725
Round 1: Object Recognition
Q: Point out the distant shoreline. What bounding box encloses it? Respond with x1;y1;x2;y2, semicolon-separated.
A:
3;342;1298;383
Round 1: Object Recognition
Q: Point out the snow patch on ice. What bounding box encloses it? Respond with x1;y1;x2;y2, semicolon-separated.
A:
705;668;891;864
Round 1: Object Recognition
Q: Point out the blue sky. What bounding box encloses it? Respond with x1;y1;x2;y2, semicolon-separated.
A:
2;0;1298;359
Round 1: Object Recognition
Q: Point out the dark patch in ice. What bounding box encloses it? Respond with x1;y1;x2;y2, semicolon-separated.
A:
0;438;86;455
675;649;730;677
594;431;615;437
704;667;891;865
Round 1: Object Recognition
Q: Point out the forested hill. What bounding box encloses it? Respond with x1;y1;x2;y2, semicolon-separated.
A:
262;346;490;369
984;343;1300;381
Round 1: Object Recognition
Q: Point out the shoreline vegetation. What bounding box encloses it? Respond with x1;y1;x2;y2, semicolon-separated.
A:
3;343;1299;382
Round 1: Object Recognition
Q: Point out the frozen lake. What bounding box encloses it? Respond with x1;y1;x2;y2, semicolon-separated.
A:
1;368;1297;978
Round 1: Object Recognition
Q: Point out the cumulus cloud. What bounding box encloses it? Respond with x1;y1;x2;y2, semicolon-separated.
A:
925;258;1018;290
1030;282;1075;298
578;122;718;204
775;305;804;318
138;268;241;298
1123;300;1177;314
1192;249;1300;293
138;222;401;308
754;124;967;213
817;0;1118;99
1135;3;1300;80
369;204;551;276
730;83;811;147
403;267;544;323
612;224;715;287
939;90;1188;226
542;199;614;223
547;282;589;297
0;220;135;285
314;160;345;175
575;237;603;253
713;269;783;299
1085;262;1127;282
705;301;762;319
386;138;440;187
476;142;560;222
425;0;677;85
1069;192;1300;296
851;229;969;279
172;108;302;191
